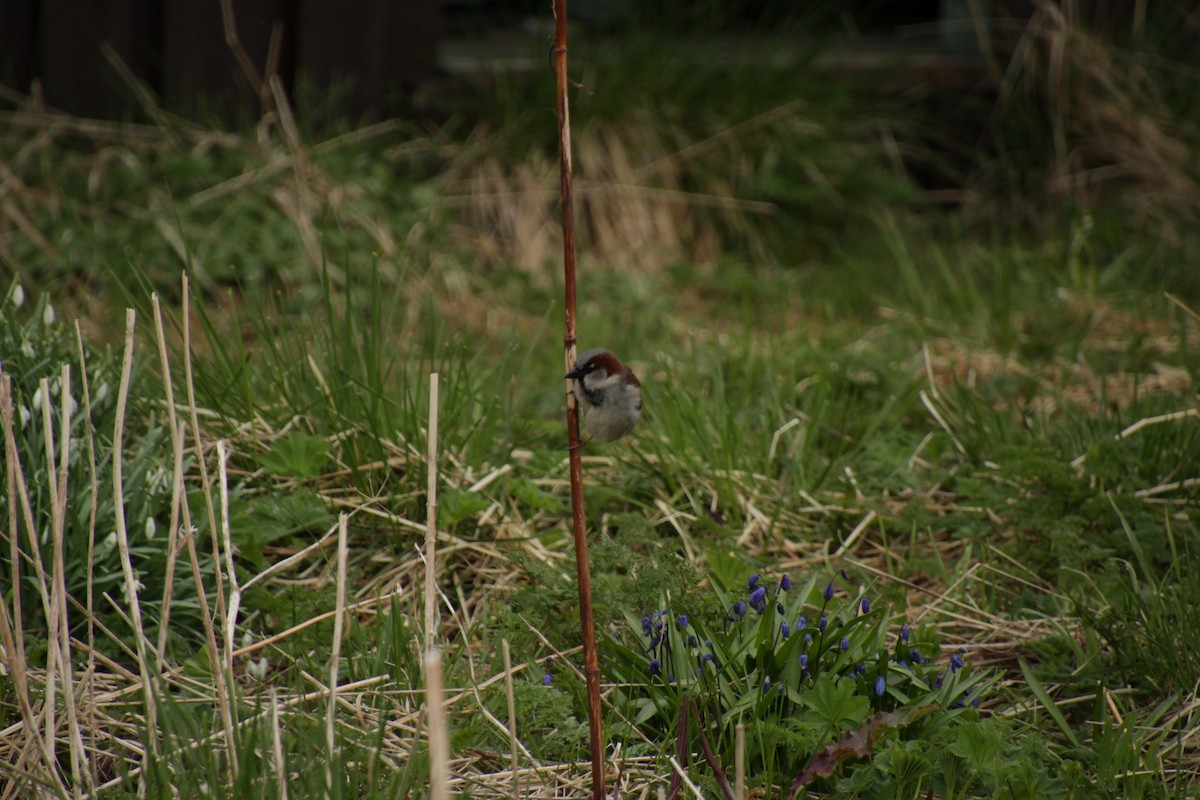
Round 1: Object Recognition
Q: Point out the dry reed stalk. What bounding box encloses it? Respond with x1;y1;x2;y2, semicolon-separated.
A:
0;376;66;796
110;309;160;761
180;274;238;774
552;1;606;797
216;440;242;678
424;648;451;800
502;639;519;800
73;322;100;787
150;294;184;673
269;687;289;800
425;373;440;654
48;366;89;795
325;514;350;799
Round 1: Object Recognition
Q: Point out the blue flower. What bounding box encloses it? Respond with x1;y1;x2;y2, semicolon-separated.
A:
839;637;850;651
733;600;747;617
897;660;907;668
819;616;828;632
780;622;791;639
641;615;652;635
909;647;921;663
796;615;807;630
950;654;965;671
700;653;715;663
972;696;981;708
899;623;910;643
687;635;697;647
677;614;689;629
804;633;813;645
776;601;785;615
781;574;792;591
650;635;661;649
668;674;676;683
755;600;767;615
840;569;849;581
542;673;553;686
799;653;808;668
749;586;767;606
859;597;870;614
649;658;661;676
874;676;885;697
703;639;712;648
748;573;760;589
823;582;835;602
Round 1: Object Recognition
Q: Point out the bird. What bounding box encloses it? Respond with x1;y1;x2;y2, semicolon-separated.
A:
565;348;642;444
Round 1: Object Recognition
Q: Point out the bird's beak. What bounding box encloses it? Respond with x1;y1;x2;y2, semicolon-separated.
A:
565;367;581;380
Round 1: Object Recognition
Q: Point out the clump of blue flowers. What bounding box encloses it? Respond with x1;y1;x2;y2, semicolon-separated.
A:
611;569;991;776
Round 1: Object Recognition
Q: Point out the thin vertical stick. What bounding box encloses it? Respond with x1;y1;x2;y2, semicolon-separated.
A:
552;1;606;797
217;440;241;679
37;377;61;764
270;687;289;800
424;649;450;800
179;275;238;775
502;639;519;800
111;309;159;758
735;723;745;800
74;322;100;787
151;294;184;672
51;366;88;795
325;514;349;799
181;276;228;677
424;373;440;654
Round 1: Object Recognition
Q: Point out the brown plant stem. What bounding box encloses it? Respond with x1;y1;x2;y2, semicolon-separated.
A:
552;1;606;798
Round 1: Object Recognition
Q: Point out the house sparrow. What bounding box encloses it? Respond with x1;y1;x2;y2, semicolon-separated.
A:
565;348;642;443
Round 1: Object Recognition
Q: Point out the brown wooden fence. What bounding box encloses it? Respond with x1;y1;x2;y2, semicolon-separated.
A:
0;0;441;119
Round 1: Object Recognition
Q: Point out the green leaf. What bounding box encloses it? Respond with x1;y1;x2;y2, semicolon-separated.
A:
259;433;331;478
440;490;490;526
510;477;563;513
801;674;871;739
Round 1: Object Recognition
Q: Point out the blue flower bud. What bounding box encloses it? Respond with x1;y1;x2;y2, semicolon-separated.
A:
776;601;785;615
687;635;697;647
668;674;676;683
780;622;791;639
839;569;849;581
972;696;980;708
542;673;552;686
649;658;661;676
839;637;849;651
650;635;661;649
805;633;813;645
899;623;910;642
796;615;807;630
799;653;808;668
748;573;760;589
642;614;652;635
733;600;747;617
823;582;835;602
677;614;689;629
754;600;767;615
763;676;771;692
897;660;907;668
703;639;712;648
819;616;828;632
781;574;792;591
859;597;870;614
874;675;885;697
749;586;767;606
910;647;921;663
950;654;964;671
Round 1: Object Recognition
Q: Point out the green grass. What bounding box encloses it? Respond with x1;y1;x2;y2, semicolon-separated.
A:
4;11;1200;798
